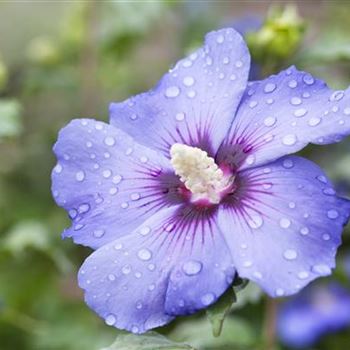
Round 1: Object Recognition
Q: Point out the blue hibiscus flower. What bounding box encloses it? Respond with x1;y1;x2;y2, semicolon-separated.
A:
278;282;350;348
52;28;350;333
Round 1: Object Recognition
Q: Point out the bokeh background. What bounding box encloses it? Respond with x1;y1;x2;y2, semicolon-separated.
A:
1;1;350;349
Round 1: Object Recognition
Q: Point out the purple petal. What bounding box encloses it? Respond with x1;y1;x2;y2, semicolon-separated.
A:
221;66;350;170
164;211;235;315
109;28;250;157
218;156;350;297
79;204;234;333
278;283;350;348
52;118;181;249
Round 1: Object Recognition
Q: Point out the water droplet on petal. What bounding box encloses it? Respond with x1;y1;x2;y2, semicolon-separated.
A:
264;83;276;93
283;249;298;260
298;271;309;280
283;159;294;168
290;97;302;105
300;227;309;235
183;76;195;87
93;229;105;238
275;288;285;297
288;80;297;88
122;265;131;275
216;35;224;44
308;117;321;126
327;209;339;219
329;90;344;101
201;292;215;306
312;264;331;275
54;163;62;173
303;74;314;85
165;86;180;98
182;260;202;276
248;214;263;229
139;226;151;236
108;273;116;281
75;171;85;182
282;134;297;146
264;116;276;127
137;248;152;261
294;108;307;117
104;136;115;146
175;112;185;121
279;218;291;229
105;314;117;326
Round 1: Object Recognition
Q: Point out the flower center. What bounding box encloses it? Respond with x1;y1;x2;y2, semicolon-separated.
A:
170;143;233;204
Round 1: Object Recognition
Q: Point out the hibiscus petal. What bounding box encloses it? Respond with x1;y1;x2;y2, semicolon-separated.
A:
218;156;350;297
52;118;180;249
278;283;350;348
109;28;250;157
79;204;234;333
220;66;350;170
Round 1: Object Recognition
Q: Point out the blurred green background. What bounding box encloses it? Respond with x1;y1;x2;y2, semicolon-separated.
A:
1;1;350;350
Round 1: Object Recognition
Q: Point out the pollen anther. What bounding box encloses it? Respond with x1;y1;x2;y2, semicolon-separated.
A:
170;143;230;204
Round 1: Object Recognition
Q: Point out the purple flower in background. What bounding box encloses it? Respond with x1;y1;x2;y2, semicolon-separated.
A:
278;283;350;348
52;28;350;333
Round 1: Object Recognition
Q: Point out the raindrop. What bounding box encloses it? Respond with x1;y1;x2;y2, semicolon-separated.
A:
140;226;151;236
183;76;195;87
131;193;140;201
279;218;291;229
137;248;152;261
290;97;302;105
216;35;224;44
282;134;297;146
288;80;297;88
165;86;180;98
283;249;298;260
300;227;309;235
298;271;309;280
283;159;294;168
122;265;131;275
248;214;263;229
93;229;105;238
108;274;116;281
75;171;85;182
264;83;276;93
275;288;285;297
264;116;276;127
105;314;116;326
183;260;202;276
329;90;344;101
54;163;62;173
201;293;215;306
294;108;307;117
104;136;115;146
312;264;331;275
175;112;185;121
308;117;321;126
327;209;339;219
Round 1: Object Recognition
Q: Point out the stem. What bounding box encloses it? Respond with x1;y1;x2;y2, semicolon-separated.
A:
263;297;278;350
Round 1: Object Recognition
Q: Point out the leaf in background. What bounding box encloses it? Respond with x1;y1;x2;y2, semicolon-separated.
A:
206;287;237;337
233;282;263;310
0;99;22;140
170;316;256;350
102;332;196;350
2;220;49;254
0;57;8;91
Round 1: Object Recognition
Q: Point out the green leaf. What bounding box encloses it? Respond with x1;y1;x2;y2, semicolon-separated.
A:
0;99;22;140
102;332;196;350
206;287;237;337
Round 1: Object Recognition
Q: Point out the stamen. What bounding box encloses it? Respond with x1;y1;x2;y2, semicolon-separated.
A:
170;143;230;204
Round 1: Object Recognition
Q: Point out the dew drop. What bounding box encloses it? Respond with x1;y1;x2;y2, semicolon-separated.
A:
279;218;291;229
93;229;105;238
264;116;276;127
275;288;285;297
283;249;298;260
183;76;195;87
122;265;131;275
264;83;276;93
75;171;85;182
312;264;331;275
248;214;263;229
182;260;202;276
201;292;215;306
283;159;294;168
300;227;309;235
294;108;307;117
308;117;321;126
282;134;297;146
104;136;115;146
137;248;152;261
290;97;302;105
298;271;309;280
175;112;185;121
165;86;180;98
140;226;151;236
54;163;62;173
105;314;116;326
327;209;339;219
